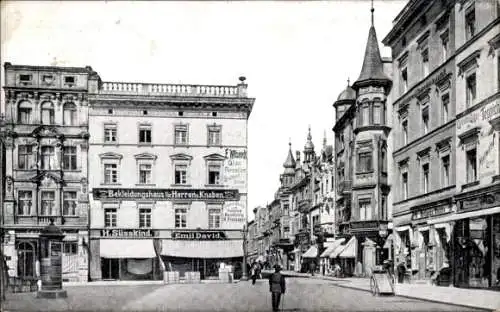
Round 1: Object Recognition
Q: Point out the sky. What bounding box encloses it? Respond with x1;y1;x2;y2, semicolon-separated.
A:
0;0;407;220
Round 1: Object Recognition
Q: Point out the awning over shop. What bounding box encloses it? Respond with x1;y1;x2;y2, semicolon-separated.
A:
161;240;243;258
100;239;156;259
320;238;345;257
338;236;357;258
301;246;317;258
427;206;500;225
383;232;402;250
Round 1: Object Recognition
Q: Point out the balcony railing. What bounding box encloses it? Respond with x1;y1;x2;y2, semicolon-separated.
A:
100;81;246;98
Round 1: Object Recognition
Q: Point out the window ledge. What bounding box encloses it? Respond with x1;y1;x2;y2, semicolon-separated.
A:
356;170;374;175
103;142;119;146
62;215;79;218
174;143;190;147
461;180;480;190
137;143;152;146
135;183;156;187
100;183;122;186
205;184;225;188
171;184;192;187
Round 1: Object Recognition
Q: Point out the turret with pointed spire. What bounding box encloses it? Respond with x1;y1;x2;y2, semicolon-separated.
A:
281;141;296;187
303;126;315;163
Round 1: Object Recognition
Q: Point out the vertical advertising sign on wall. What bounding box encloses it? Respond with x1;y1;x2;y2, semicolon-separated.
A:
223;201;246;230
223;148;247;192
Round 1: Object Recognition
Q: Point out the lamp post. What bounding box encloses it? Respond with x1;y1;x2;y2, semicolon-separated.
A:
241;223;248;281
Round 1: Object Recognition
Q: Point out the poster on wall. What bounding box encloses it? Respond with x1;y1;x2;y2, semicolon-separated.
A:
223;148;247;191
223;202;246;229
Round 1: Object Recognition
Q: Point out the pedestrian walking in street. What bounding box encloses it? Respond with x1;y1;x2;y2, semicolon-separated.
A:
251;262;258;285
269;264;286;312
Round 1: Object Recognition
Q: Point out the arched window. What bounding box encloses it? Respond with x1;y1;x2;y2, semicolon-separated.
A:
41;101;55;124
63;102;77;126
18;100;33;124
17;242;35;278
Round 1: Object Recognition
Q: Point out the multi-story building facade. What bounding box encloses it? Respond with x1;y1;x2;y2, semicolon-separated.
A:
1;63;92;283
333;9;393;277
384;0;500;288
87;76;254;281
246;219;258;264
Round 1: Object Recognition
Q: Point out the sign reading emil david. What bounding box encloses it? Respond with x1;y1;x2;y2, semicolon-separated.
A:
93;188;239;201
223;148;247;191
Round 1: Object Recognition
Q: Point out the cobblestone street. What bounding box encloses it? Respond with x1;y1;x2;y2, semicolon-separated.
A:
2;278;489;312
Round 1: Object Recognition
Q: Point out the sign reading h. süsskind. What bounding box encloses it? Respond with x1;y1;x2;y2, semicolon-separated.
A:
172;231;227;240
93;188;239;201
100;229;154;238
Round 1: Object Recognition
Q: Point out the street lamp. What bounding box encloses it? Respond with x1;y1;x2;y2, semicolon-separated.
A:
241;224;248;281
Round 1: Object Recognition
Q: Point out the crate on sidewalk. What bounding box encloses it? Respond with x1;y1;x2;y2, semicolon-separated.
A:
163;271;180;284
184;271;201;284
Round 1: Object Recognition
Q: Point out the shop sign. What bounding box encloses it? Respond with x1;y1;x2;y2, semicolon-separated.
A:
100;229;154;238
93;188;240;201
223;203;245;223
223;148;247;191
459;191;500;212
457;101;500;131
172;231;227;240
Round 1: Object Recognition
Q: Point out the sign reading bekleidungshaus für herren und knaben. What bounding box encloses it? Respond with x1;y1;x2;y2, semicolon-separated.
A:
92;188;240;201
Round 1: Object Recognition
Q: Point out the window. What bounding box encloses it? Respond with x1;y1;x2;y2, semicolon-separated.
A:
62;146;77;170
18;101;32;124
359;199;372;221
422;49;429;78
175;207;187;228
139;125;152;144
18;191;32;215
139;208;152;228
402;119;408;145
381;149;387;173
362;103;370;126
357;151;373;172
41;146;55;170
373;103;382;125
104;163;118;184
175;125;188;145
104;124;117;143
63;103;77;126
40;191;56;216
19;74;32;83
466;148;477;183
208;164;222;185
41;102;55;124
441;155;450;187
401;172;408;200
208;208;221;229
422;106;429;135
138;164;152;184
400;68;408;94
18;145;34;169
175;164;188;184
63;191;77;216
381;195;387;220
422;163;430;193
208;127;221;146
63;242;77;255
64;76;75;84
466;73;476;108
465;7;475;40
104;208;117;227
441;31;449;62
441;94;449;124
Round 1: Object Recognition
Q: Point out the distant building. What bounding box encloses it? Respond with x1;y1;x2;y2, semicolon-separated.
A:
383;0;500;288
87;75;254;281
1;63;92;282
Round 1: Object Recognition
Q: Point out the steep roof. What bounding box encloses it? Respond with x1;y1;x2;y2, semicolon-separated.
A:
283;142;296;174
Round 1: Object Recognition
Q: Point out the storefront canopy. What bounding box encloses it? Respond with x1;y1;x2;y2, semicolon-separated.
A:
427;206;500;224
161;240;243;259
100;239;156;258
301;246;317;258
338;236;357;258
320;238;345;258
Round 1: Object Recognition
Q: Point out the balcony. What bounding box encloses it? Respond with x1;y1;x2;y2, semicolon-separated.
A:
11;215;87;227
337;180;352;195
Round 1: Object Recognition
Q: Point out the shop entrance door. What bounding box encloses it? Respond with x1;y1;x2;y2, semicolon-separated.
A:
101;258;119;280
17;242;36;278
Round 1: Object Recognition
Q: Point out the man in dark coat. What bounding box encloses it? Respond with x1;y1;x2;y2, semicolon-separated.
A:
269;264;286;312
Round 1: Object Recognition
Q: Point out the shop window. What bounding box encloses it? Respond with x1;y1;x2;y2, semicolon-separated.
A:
139;207;152;228
175;164;188;185
465;6;476;40
62;146;77;170
441;155;450;187
104;208;117;228
18;190;32;215
466;73;477;108
466;148;477;183
41;146;55;170
357;151;373;173
138;125;152;144
17;242;35;278
208;207;221;229
18;145;34;169
358;199;372;221
104;124;117;143
63;102;77;126
174;124;188;145
138;164;152;184
63;242;77;255
41;101;55;124
63;191;77;216
18;101;33;124
40;191;56;216
174;206;187;228
104;163;119;184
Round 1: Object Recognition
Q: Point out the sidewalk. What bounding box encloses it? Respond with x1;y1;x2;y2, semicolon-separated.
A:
264;270;500;311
